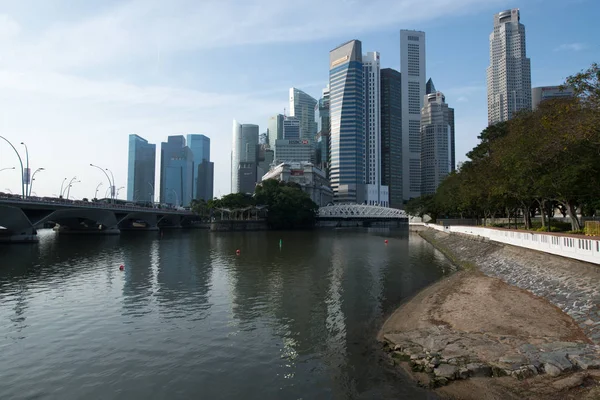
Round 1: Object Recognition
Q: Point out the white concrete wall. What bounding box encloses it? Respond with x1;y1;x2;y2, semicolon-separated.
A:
419;223;600;265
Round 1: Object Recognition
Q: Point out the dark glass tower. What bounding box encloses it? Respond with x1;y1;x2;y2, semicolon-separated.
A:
380;68;403;209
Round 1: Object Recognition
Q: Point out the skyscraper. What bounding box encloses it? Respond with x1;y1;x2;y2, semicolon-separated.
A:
274;139;313;164
363;51;388;206
532;86;574;109
197;160;214;201
127;134;156;203
160;135;193;206
231;121;259;194
400;30;426;202
487;8;532;125
329;39;365;204
289;88;318;143
267;114;284;146
186;134;211;200
283;116;300;140
420;91;453;195
380;68;403;209
315;86;330;177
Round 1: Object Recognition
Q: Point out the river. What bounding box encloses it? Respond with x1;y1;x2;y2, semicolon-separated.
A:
0;229;452;399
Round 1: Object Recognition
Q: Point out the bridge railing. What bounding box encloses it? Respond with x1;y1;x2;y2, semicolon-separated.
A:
318;204;408;219
0;195;191;215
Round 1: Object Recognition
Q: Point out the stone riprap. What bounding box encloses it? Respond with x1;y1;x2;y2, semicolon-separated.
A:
383;326;600;388
421;229;600;344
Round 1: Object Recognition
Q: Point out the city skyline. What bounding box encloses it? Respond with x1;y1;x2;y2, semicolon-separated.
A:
0;1;596;200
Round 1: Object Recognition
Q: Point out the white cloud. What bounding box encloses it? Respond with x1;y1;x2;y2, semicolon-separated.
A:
0;0;510;198
553;43;587;52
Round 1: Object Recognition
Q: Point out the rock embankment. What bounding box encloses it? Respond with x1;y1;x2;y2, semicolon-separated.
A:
379;229;600;398
421;229;600;344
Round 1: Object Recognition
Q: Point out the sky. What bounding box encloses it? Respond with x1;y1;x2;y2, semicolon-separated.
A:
0;0;597;200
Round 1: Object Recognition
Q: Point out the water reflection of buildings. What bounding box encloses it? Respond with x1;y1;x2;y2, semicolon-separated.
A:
225;231;409;396
152;232;214;320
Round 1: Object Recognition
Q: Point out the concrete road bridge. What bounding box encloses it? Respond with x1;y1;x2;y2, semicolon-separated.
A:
317;204;408;228
0;196;196;243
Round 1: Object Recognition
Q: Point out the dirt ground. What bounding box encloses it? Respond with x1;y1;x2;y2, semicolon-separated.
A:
379;270;600;399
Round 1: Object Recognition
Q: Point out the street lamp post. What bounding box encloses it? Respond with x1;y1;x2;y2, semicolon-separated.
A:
0;136;25;198
106;168;115;200
95;182;103;199
170;188;179;207
147;182;154;204
28;168;45;197
20;142;29;198
0;167;15;173
90;164;113;203
59;177;67;198
116;186;125;199
66;179;80;200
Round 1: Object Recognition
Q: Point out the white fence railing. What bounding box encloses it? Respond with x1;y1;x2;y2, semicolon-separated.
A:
421;223;600;265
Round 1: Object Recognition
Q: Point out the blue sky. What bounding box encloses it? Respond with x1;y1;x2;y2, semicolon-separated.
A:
0;0;597;200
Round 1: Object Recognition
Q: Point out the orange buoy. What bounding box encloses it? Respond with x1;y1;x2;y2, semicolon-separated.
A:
119;265;124;271
384;240;389;244
236;249;241;255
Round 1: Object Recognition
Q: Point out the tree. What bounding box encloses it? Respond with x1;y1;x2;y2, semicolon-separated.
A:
254;179;318;229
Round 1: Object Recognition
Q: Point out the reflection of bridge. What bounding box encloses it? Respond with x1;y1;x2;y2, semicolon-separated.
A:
317;204;408;228
0;197;195;243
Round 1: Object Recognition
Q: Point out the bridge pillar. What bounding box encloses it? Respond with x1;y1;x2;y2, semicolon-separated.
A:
0;205;39;243
0;227;38;243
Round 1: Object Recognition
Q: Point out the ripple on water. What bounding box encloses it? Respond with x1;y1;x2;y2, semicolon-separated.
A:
0;230;449;399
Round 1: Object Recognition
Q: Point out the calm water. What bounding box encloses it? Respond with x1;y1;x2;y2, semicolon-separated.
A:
0;229;452;400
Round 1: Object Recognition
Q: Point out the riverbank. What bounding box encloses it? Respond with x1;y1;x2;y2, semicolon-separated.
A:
379;229;600;399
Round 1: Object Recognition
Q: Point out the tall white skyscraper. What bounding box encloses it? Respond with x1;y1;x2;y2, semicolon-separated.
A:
363;52;388;206
487;8;532;125
400;30;426;202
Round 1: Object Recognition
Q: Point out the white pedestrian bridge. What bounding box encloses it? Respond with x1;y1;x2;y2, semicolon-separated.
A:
318;204;408;220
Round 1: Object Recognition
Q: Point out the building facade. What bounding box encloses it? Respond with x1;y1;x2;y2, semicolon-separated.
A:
363;51;389;206
262;162;333;207
256;145;275;182
400;30;426;202
231;121;259;194
532;86;575;109
487;8;532;125
127;134;156;203
282;116;300;140
420;92;453;195
329;39;365;204
380;68;403;209
274;139;312;164
267;114;284;146
186;134;211;201
160;135;193;206
289;88;318;143
315;86;330;178
196;159;214;201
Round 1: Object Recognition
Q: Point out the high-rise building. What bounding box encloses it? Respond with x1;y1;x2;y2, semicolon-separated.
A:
487;8;532;125
315;86;330;177
289;88;318;143
426;78;436;95
420;91;453;195
363;52;388;206
283;116;300;140
380;68;403;209
127;134;156;203
329;39;365;204
257;146;275;180
196;159;214;201
532;86;574;109
267;114;284;146
160;135;193;206
186;134;211;200
400;30;426;202
231;121;259;194
259;132;268;145
274;139;312;164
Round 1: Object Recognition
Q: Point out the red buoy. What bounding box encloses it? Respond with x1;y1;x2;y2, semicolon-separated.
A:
384;240;389;244
236;249;241;255
119;265;125;271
